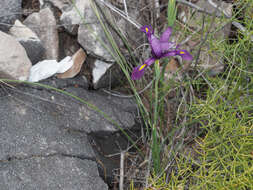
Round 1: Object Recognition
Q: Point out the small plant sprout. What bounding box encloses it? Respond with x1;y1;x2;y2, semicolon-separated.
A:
131;25;193;80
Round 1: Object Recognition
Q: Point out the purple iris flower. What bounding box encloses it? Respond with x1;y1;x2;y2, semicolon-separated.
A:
131;25;193;80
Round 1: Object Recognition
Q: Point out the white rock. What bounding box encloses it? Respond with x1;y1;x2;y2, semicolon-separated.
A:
92;60;113;86
28;56;73;82
0;31;32;81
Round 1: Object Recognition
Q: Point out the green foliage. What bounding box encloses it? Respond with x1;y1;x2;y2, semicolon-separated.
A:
167;0;177;27
133;0;253;189
71;0;253;189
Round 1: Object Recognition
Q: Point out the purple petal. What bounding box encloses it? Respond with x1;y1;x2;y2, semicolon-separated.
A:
160;42;176;53
176;50;193;60
131;57;156;80
159;27;172;42
145;57;156;66
150;35;162;58
140;25;153;37
160;50;177;58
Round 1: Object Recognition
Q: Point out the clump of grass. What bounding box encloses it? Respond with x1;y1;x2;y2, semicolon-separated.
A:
141;0;253;189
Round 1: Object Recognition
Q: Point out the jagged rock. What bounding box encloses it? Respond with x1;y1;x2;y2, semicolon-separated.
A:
77;0;114;61
78;22;113;61
60;0;88;35
91;60;124;89
0;0;22;32
23;7;59;60
9;20;45;65
46;0;70;11
60;0;142;62
57;48;86;79
0;31;31;80
0;155;108;190
92;60;113;89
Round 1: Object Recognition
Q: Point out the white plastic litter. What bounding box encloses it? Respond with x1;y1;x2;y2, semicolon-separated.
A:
28;56;73;82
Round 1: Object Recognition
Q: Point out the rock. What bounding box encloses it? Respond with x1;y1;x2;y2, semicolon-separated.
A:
23;7;59;60
92;60;113;89
28;56;73;82
0;76;137;187
57;48;86;79
0;31;32;80
9;20;45;65
40;75;89;89
78;23;113;61
47;0;70;11
0;78;137;133
76;0;114;61
0;0;22;32
61;0;142;62
60;0;89;35
91;59;125;89
0;86;95;160
0;155;108;190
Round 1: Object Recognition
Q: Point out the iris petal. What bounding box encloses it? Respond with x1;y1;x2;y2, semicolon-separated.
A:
160;42;176;53
150;35;162;58
176;50;193;60
160;50;177;58
131;57;156;80
159;27;172;42
140;25;153;37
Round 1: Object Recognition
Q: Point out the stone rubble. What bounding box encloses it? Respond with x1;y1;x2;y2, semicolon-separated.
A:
0;31;32;80
9;19;45;65
23;7;59;60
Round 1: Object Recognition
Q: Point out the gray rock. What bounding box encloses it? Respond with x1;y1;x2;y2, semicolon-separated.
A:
19;40;45;65
0;77;137;188
78;22;113;61
24;7;59;60
0;31;32;80
0;94;94;160
92;60;125;89
60;0;88;35
0;78;136;134
9;20;45;64
63;0;142;62
0;0;22;32
0;155;108;190
76;0;114;61
47;0;70;11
